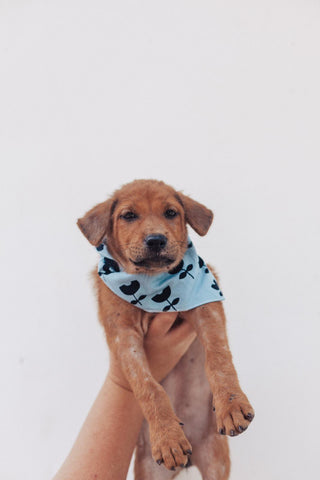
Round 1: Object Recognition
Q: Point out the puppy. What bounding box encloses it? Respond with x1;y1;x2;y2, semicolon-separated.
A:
77;179;254;479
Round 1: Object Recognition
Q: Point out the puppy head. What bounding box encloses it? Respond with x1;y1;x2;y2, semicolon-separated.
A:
77;179;213;274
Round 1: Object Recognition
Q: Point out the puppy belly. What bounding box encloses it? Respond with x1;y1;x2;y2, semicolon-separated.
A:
161;337;215;444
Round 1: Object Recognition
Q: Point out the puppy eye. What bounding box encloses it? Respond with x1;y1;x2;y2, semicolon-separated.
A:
164;209;178;218
120;211;138;221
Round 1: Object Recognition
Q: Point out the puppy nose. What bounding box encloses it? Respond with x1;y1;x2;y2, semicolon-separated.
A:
145;234;167;251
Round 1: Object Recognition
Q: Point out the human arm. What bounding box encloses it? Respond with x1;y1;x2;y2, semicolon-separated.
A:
52;313;196;480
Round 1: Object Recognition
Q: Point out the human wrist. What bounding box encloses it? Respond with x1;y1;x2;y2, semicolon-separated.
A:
107;371;133;393
104;375;144;429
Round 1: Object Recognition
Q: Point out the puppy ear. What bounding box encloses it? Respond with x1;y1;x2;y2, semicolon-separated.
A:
177;193;213;236
77;199;117;246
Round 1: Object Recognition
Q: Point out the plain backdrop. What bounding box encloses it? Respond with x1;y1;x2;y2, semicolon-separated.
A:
1;1;320;479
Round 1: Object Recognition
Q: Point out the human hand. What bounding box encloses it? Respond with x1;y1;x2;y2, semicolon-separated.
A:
53;314;196;480
108;313;196;390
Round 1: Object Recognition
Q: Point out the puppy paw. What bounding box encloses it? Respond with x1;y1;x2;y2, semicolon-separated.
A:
214;392;254;437
150;422;192;470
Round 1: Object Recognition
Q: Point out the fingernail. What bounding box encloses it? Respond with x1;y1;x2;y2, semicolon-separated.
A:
219;428;226;435
230;430;235;436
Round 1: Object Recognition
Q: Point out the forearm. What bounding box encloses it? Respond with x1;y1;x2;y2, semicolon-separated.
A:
53;375;143;480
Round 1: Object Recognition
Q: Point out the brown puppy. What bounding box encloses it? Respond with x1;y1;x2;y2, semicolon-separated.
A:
77;179;254;479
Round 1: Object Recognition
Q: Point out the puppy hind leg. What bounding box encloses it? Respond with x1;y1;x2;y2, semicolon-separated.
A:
192;434;230;480
134;444;178;480
134;456;179;480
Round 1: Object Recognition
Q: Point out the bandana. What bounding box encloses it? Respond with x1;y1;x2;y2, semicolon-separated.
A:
96;240;224;313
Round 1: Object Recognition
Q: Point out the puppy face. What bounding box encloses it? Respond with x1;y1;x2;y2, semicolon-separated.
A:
78;180;213;275
110;182;187;273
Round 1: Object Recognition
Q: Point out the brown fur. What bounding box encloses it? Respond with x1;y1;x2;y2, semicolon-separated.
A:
77;179;254;478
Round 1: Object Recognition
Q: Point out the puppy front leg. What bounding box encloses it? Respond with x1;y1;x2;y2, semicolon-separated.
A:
182;302;255;437
113;328;192;470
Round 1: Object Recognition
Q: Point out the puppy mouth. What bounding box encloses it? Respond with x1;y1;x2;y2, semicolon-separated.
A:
130;256;176;268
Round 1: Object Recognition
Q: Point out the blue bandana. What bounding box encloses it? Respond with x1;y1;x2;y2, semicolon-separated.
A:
96;240;224;313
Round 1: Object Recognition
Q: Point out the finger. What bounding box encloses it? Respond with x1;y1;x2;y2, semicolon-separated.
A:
165;318;196;344
147;312;179;337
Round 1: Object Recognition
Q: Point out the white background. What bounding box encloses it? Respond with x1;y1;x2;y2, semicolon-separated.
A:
1;1;319;479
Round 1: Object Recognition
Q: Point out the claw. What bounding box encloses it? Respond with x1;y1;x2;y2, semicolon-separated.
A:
245;412;254;421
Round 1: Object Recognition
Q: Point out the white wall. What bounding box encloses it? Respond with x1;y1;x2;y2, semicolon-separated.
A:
1;1;319;479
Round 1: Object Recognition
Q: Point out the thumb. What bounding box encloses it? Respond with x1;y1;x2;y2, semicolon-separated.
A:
147;312;178;337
